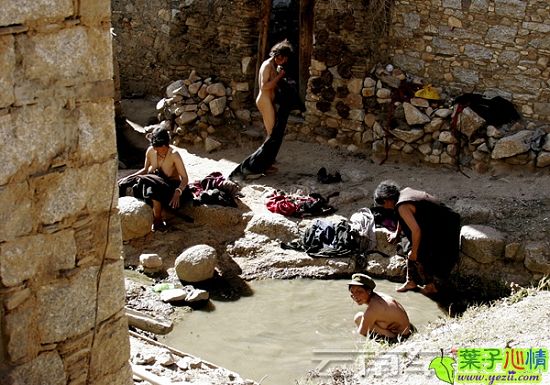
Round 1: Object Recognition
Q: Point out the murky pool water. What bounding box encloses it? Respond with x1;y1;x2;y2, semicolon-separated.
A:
160;278;447;384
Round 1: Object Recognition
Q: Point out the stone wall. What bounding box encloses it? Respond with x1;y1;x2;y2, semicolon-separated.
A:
0;1;132;385
112;0;261;103
390;0;550;122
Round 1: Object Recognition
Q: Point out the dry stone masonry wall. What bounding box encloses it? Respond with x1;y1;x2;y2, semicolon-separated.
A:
112;0;261;100
0;1;132;384
390;0;550;122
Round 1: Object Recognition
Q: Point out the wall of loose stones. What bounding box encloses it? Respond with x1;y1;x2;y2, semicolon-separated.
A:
301;0;391;151
112;0;261;108
0;1;132;385
390;0;550;122
301;0;550;171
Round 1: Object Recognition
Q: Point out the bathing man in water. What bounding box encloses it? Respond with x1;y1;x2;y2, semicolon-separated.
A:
348;273;413;341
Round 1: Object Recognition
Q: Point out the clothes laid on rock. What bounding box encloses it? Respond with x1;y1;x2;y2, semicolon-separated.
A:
282;218;361;258
349;207;377;252
396;187;461;283
229;77;305;179
265;190;338;218
118;171;240;209
281;207;378;258
118;171;193;207
189;172;241;207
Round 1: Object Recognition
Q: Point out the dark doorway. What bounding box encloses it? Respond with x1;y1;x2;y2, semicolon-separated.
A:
268;0;300;84
257;0;314;101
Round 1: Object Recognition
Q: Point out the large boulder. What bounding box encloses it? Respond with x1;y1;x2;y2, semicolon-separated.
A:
461;225;505;264
244;213;300;243
175;244;217;282
524;241;550;274
118;197;153;240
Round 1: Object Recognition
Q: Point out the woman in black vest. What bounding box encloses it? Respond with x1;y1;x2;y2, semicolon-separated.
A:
373;180;461;296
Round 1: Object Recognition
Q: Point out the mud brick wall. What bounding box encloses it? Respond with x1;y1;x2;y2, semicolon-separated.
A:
112;0;261;101
0;1;132;384
389;0;550;122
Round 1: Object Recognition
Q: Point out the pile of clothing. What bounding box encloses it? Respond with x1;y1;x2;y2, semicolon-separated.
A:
265;190;338;218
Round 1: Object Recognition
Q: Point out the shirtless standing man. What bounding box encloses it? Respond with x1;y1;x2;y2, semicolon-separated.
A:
256;39;293;136
348;273;413;341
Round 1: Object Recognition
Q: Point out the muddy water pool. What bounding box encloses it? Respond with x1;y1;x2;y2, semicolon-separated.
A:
160;278;447;384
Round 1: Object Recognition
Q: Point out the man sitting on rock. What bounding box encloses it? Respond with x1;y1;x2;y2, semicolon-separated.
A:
348;273;413;342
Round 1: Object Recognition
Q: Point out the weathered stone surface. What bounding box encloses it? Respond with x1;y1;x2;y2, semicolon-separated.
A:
0;181;32;241
1;230;76;287
347;78;363;94
486;25;517;43
494;0;527;19
206;82;226;97
204;137;222;153
176;111;198;125
140;253;163;270
439;131;458;144
188;81;202;95
209;96;227;116
376;88;391;99
0;35;15;108
34;162;116;224
536;152;550;168
458;254;532;286
504;242;523;262
1;104;71;185
118;197;153;241
365;253;406;279
90;315;131;381
392;128;424;143
80;0;111;24
453;67;479;85
458;107;486;139
160;288;188;302
97;260;127;322
37;267;96;342
245;213;300;243
166;80;184;97
410;97;429;108
461;225;506;264
0;0;73;25
21;26;112;82
7;351;65;385
4;300;39;362
453;200;493;224
175;244;217;282
523;241;550;274
235;109;251;122
77;101;117;163
491;130;534;159
403;102;430;126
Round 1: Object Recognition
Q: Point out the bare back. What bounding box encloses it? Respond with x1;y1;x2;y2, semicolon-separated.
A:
360;292;411;338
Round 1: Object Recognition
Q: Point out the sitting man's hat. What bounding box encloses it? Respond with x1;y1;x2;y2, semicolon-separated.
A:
348;273;376;290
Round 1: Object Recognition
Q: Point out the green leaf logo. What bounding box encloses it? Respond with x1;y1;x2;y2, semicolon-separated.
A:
429;356;456;384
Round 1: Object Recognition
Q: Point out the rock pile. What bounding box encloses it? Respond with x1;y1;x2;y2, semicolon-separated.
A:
154;70;253;152
304;62;550;171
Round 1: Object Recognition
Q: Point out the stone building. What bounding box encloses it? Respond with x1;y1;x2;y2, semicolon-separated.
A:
112;0;550;172
0;1;132;385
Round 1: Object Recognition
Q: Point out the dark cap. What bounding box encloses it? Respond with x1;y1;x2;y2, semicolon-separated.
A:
348;273;376;290
148;127;170;147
